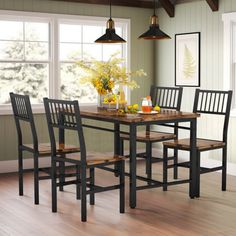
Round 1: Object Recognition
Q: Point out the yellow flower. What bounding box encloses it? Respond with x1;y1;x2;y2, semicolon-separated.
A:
76;52;147;95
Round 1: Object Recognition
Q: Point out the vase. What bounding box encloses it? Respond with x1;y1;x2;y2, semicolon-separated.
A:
97;94;104;107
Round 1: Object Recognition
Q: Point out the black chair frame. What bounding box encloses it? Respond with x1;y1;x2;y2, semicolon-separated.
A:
120;85;183;181
10;93;50;204
43;98;125;222
163;89;233;196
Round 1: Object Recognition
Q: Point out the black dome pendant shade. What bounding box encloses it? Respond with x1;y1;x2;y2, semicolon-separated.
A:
95;0;126;43
139;0;171;40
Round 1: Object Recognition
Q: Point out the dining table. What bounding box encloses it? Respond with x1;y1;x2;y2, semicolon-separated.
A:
79;106;199;208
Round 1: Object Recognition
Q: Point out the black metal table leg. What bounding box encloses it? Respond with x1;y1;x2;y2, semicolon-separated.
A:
189;118;197;198
129;123;137;208
114;123;120;176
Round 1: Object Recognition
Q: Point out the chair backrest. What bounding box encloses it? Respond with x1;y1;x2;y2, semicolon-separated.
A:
150;86;183;110
43;98;86;162
193;89;233;142
10;92;38;148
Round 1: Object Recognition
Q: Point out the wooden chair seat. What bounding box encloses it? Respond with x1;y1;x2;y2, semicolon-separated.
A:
24;143;80;155
66;153;125;166
163;138;225;151
120;131;176;142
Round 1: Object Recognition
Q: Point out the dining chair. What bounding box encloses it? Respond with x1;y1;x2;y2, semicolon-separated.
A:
43;98;125;222
120;86;183;181
163;89;232;197
10;93;80;205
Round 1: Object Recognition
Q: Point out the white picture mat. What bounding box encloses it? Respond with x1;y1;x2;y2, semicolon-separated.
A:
175;33;200;86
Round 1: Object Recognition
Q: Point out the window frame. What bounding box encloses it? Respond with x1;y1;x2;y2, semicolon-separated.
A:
0;10;130;115
222;12;236;116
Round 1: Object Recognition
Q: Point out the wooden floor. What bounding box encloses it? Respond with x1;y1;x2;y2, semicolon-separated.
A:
0;160;236;236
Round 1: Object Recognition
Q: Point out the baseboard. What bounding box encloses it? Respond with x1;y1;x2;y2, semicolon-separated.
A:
1;150;236;176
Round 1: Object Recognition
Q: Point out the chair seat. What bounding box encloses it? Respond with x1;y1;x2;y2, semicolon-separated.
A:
24;143;80;155
64;153;125;166
163;138;225;151
120;131;176;142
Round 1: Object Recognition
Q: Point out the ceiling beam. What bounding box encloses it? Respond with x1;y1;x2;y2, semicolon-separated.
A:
159;0;175;17
52;0;153;9
205;0;219;11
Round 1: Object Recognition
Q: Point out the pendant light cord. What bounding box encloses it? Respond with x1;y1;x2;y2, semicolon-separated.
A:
154;0;158;16
110;0;112;19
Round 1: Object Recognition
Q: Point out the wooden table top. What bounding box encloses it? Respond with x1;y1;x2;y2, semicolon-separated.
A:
79;106;199;124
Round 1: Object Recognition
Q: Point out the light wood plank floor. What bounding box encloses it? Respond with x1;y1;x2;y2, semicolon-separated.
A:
0;160;236;236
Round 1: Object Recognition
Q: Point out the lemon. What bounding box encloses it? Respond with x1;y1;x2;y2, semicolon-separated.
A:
127;105;132;110
153;105;161;112
132;104;139;110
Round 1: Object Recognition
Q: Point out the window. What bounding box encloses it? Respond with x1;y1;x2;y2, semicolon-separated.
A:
59;21;124;103
0;19;50;105
0;11;129;113
223;12;236;116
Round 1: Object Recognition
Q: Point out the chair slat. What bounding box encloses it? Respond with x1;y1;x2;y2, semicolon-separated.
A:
193;90;232;115
152;86;182;110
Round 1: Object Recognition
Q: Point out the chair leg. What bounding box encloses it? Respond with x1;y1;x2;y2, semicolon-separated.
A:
76;165;81;200
89;168;95;205
120;139;124;156
59;161;65;192
146;142;152;185
51;158;57;213
18;148;23;196
222;147;227;191
33;153;39;205
196;151;200;198
173;148;178;179
81;165;87;222
119;160;125;213
163;146;168;191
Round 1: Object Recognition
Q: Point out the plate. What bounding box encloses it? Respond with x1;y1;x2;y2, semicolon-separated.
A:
126;113;139;118
137;111;158;115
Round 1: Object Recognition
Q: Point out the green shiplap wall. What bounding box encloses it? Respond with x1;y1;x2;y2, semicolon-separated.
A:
156;0;236;163
0;0;154;161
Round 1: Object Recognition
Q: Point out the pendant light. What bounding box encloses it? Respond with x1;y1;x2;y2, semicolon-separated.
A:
138;0;171;40
95;0;126;43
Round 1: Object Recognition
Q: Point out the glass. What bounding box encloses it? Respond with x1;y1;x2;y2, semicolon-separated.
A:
60;24;82;43
0;21;23;40
103;44;122;61
0;41;24;60
141;97;152;112
83;44;102;60
25;42;49;60
0;63;49;104
25;22;49;42
60;43;81;61
60;63;97;103
83;25;103;43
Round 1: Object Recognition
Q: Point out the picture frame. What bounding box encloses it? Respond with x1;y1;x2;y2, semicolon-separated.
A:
175;32;200;87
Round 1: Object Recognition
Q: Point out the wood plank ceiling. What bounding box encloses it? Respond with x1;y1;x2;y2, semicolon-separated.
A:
52;0;219;17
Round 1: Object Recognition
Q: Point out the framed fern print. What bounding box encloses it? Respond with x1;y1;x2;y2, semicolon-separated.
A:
175;32;200;87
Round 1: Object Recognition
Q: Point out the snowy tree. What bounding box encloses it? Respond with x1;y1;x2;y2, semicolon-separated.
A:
0;30;48;104
60;51;97;103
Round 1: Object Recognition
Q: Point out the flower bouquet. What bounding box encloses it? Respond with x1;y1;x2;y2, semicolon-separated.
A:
76;53;146;107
